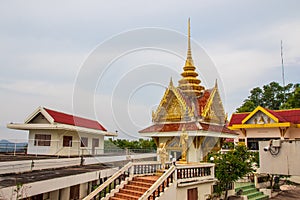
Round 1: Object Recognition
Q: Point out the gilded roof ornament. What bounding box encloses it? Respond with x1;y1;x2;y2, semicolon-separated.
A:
178;18;205;97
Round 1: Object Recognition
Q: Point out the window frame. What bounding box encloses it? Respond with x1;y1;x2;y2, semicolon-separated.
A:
63;136;73;147
34;134;51;146
80;137;88;147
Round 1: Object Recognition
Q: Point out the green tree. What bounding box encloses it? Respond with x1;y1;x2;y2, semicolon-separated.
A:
104;138;156;152
208;145;256;200
281;83;300;109
237;82;297;112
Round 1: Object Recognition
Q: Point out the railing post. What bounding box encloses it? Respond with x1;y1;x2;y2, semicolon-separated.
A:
14;143;16;156
130;164;134;177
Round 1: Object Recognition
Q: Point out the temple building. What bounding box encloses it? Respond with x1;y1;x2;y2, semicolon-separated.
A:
81;20;240;200
228;106;300;150
139;19;237;162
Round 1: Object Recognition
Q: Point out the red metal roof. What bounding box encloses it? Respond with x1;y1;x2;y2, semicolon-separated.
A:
228;113;248;126
44;108;107;131
139;121;237;135
229;108;300;126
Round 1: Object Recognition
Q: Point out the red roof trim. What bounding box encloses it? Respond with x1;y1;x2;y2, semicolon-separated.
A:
44;108;107;131
139;121;237;135
229;108;300;125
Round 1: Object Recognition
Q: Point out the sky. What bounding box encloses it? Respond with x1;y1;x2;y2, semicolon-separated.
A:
0;0;299;141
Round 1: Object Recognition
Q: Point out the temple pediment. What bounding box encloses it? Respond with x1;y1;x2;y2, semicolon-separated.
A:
152;80;192;122
201;83;226;124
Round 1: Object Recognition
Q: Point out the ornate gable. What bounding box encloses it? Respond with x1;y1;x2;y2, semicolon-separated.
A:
245;111;276;124
242;106;279;125
201;82;226;124
152;80;193;123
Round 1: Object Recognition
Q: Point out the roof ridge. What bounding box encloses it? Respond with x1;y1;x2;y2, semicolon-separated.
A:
44;107;98;122
43;107;107;131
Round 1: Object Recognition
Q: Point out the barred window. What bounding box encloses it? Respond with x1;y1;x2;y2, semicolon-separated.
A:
34;134;51;146
81;137;88;147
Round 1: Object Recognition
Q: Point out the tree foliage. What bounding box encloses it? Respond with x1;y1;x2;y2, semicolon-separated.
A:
236;82;299;113
208;145;256;200
104;138;156;150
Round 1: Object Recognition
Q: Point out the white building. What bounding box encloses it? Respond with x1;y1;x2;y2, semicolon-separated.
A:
7;106;117;156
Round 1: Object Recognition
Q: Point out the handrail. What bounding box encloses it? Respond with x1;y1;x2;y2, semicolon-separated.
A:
83;162;133;200
139;165;176;200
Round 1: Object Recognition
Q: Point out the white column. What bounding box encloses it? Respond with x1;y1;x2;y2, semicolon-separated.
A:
79;183;88;199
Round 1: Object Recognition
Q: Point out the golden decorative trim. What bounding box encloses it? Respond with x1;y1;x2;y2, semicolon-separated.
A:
241;106;279;124
230;122;291;129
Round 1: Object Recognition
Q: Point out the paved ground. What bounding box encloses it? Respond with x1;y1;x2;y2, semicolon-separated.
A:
271;185;300;199
0;161;125;188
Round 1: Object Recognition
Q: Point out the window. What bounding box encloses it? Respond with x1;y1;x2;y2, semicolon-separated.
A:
63;136;73;147
70;184;80;200
34;134;51;146
81;137;88;147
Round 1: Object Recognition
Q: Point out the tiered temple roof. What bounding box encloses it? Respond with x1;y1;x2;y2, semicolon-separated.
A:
139;19;236;137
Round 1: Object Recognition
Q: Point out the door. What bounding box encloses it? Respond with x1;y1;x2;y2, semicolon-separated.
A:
188;188;198;200
92;138;99;155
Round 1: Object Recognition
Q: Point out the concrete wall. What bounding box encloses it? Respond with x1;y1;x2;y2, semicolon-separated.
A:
154;180;213;200
259;140;300;175
176;182;212;200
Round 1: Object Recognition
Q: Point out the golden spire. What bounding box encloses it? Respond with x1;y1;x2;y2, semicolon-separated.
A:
178;18;205;97
185;18;194;66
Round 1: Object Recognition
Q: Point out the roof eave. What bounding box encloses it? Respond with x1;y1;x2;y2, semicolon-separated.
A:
7;123;114;136
140;130;237;138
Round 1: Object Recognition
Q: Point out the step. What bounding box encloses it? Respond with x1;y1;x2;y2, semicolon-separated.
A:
242;188;258;195
235;184;255;192
133;176;159;184
109;175;159;200
114;192;140;200
235;183;269;200
119;188;144;197
129;180;154;188
247;191;265;199
124;184;149;192
248;194;269;200
110;197;124;200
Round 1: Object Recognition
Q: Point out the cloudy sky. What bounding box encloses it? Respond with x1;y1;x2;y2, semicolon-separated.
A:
1;1;299;141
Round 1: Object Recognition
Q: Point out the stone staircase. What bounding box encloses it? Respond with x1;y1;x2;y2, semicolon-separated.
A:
109;175;160;200
235;183;269;200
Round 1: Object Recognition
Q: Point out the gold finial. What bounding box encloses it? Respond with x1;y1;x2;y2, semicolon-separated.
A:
169;77;174;87
215;79;218;88
185;18;194;66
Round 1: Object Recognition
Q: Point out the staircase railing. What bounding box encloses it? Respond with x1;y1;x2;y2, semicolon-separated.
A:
176;163;214;180
83;161;169;200
132;161;171;175
83;162;132;200
83;162;214;200
139;163;215;200
139;165;176;200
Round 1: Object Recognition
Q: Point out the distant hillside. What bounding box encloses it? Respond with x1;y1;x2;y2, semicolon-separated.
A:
0;139;27;152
